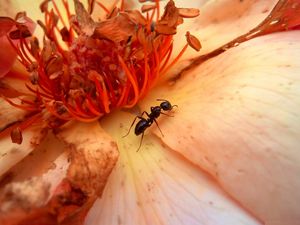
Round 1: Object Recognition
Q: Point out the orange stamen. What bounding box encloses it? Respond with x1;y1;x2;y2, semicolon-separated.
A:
138;47;149;98
155;0;160;22
85;95;103;116
5;0;200;129
5;98;40;112
120;0;125;11
52;0;67;28
159;43;173;72
96;1;110;14
118;55;139;108
161;43;189;75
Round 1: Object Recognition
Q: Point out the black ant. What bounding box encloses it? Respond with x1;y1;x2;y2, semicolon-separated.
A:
123;99;177;151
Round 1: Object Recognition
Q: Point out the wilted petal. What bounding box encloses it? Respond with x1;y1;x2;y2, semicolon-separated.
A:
0;121;119;224
141;31;300;224
86;112;261;225
0;133;68;225
1;133;68;190
57;121;119;197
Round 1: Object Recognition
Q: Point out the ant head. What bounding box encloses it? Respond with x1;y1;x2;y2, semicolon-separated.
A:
156;99;178;111
160;101;172;111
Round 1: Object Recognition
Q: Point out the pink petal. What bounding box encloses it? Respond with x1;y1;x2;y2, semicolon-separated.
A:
168;0;300;80
86;112;261;225
141;31;300;224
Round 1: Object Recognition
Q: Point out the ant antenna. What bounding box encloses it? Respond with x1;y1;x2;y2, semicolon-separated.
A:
153;119;164;137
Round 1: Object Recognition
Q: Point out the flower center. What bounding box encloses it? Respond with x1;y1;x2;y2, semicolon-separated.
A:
5;0;200;125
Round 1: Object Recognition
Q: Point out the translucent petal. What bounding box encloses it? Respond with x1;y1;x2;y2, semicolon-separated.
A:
140;31;300;224
85;112;261;225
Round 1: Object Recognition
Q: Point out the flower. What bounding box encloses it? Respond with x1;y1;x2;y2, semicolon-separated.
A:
0;0;300;225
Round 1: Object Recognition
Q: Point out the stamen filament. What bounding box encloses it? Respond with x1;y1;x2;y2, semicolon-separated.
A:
52;0;67;28
161;43;189;75
86;95;103;116
5;0;201;127
118;55;139;107
159;43;173;72
96;1;110;14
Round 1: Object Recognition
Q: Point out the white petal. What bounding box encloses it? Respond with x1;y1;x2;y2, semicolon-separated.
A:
140;31;300;224
0;125;45;177
85;112;261;225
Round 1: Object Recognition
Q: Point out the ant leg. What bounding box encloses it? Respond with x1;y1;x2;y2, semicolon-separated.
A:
153;118;164;137
136;132;144;152
140;111;148;117
122;116;139;138
161;112;174;117
122;111;148;138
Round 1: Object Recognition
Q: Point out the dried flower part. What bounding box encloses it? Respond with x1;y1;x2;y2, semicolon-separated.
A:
57;122;119;196
29;36;40;58
93;13;136;42
155;23;177;35
178;8;200;18
60;27;71;42
9;26;31;39
159;0;179;28
74;0;96;36
0;178;89;225
186;31;201;51
10;127;23;144
0;177;50;212
4;0;200;129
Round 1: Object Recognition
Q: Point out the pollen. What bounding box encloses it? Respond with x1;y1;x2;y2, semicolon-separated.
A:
4;0;200;125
